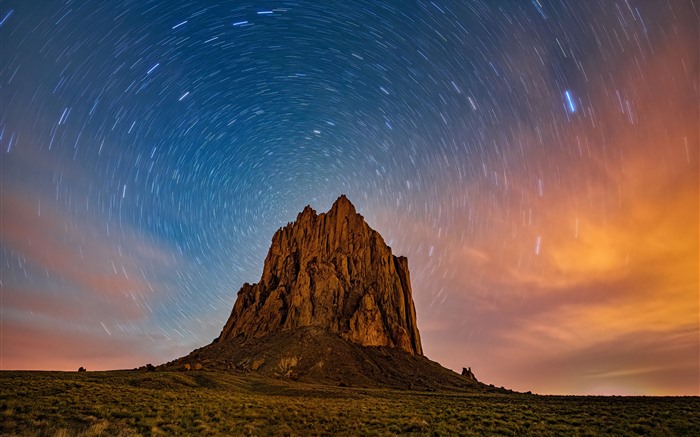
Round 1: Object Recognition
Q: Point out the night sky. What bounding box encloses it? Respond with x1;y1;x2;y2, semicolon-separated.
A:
1;1;698;395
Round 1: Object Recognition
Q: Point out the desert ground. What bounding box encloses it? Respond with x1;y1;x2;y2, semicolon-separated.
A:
1;370;698;436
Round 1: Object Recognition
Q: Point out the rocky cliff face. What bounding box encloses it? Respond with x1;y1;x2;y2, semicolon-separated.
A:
218;195;423;355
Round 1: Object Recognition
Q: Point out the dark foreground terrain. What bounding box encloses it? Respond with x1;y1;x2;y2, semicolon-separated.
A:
1;371;698;436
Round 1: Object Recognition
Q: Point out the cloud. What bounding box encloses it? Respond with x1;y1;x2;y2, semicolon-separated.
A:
0;318;190;371
0;186;186;369
1;193;163;318
366;11;699;395
2;286;85;320
519;327;699;396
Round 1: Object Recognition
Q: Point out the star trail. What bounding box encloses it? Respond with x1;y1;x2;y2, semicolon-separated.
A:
1;1;698;395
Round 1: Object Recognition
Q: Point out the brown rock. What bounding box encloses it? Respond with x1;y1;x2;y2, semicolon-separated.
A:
218;195;422;355
461;367;478;381
276;356;299;376
163;196;491;391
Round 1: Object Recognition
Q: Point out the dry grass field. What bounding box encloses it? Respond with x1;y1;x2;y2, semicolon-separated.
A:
1;370;698;436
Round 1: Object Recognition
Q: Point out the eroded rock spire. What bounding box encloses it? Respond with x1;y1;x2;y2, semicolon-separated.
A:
218;195;423;355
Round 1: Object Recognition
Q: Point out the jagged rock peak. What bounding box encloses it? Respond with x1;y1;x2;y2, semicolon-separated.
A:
292;195;356;226
297;204;317;220
218;195;423;355
329;193;356;215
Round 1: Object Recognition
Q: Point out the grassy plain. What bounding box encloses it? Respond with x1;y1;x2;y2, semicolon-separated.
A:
1;370;698;436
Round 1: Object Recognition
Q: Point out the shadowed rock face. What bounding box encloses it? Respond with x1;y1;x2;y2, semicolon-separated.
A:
218;195;423;355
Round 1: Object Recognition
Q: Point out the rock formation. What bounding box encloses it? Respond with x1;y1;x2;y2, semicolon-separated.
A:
166;195;492;391
462;367;477;381
218;195;422;355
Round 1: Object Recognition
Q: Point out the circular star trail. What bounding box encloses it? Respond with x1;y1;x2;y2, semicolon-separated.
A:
1;1;697;395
